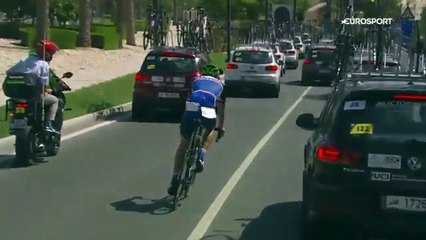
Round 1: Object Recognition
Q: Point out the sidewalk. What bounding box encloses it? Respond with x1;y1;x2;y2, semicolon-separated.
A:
0;25;178;106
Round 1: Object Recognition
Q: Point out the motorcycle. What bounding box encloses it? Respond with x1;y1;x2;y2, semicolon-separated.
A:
3;71;73;165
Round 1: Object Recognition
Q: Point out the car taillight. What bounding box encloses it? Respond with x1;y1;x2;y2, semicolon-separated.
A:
316;145;359;165
15;102;28;108
393;94;426;100
227;63;238;69
135;72;150;81
162;52;180;57
304;58;312;64
275;54;281;59
265;65;278;71
317;145;340;161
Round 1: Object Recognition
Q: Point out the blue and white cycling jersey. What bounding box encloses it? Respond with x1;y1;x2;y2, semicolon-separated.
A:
188;75;225;108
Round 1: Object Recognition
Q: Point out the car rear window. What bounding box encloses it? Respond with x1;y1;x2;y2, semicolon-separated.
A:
141;54;197;73
232;51;272;64
336;95;426;139
279;42;292;50
294;38;301;44
309;48;335;61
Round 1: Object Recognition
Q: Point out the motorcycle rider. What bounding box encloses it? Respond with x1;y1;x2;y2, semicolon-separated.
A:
11;40;60;133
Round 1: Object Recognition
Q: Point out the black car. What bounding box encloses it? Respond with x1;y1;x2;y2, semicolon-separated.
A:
132;47;212;119
297;74;426;239
301;45;337;86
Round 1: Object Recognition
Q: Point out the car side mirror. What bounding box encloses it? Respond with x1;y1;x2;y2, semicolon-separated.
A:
218;68;224;75
296;113;318;130
62;72;73;78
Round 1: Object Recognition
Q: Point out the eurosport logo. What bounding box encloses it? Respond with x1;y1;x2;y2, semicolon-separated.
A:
341;18;393;25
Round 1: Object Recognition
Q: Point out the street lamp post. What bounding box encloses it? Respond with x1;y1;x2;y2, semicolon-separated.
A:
293;0;296;21
226;0;231;62
265;0;269;35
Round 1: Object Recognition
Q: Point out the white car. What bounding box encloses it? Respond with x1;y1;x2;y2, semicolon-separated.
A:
294;36;306;56
272;45;286;75
278;40;299;69
224;46;281;97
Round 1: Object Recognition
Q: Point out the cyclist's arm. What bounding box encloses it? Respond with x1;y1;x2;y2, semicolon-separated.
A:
216;86;226;128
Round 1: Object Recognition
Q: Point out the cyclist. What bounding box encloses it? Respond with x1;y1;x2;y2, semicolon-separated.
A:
7;40;59;133
167;64;226;196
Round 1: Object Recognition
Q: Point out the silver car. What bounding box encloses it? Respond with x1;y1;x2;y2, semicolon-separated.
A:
278;40;299;69
224;46;281;97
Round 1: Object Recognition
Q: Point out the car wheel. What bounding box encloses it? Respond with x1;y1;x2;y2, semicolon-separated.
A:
270;84;280;98
131;100;147;121
301;76;311;86
301;173;326;240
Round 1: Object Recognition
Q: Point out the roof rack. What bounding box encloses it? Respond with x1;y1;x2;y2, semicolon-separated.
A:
347;72;426;83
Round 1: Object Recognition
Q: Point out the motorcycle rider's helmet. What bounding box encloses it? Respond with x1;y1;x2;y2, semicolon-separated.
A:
201;64;221;78
35;40;58;62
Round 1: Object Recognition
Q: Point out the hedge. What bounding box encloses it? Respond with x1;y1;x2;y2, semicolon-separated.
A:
91;25;121;50
49;28;78;49
19;27;78;49
91;33;105;49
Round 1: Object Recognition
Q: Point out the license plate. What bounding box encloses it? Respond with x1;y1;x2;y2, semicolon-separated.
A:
158;92;179;98
368;154;402;169
173;77;185;83
10;118;27;129
152;76;163;82
384;196;426;212
242;76;257;81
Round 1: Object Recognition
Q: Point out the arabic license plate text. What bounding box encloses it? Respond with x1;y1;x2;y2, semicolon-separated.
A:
368;154;401;169
10;118;27;129
158;92;179;98
384;196;426;212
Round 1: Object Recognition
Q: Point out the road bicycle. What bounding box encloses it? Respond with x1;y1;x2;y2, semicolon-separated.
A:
172;119;221;210
143;5;168;50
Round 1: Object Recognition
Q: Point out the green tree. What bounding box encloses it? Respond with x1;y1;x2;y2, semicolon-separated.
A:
77;0;92;47
125;0;136;46
36;0;49;42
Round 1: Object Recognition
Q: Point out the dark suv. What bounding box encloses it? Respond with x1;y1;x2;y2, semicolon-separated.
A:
296;75;426;239
301;45;337;86
132;47;211;119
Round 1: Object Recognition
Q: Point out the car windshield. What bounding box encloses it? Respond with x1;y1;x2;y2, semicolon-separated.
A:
141;54;197;73
309;48;335;62
279;42;293;50
232;51;272;64
336;96;426;141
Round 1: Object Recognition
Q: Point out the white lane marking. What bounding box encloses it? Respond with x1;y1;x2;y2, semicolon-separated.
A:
61;120;117;141
187;87;312;240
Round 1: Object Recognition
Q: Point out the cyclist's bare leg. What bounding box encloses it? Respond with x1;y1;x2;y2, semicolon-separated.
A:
172;137;190;174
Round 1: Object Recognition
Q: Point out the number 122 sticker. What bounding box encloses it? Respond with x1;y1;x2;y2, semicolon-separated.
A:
350;123;373;134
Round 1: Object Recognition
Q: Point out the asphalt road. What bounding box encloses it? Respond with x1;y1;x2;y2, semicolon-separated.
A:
0;63;332;240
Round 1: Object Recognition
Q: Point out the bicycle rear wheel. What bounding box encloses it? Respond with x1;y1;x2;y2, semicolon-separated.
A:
143;26;150;50
183;125;204;197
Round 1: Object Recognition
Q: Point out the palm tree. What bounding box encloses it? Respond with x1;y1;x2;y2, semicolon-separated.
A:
115;0;124;48
125;0;136;46
36;0;49;42
77;0;92;47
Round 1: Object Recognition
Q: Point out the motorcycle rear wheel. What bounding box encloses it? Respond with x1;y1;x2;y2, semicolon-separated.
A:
14;126;36;166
